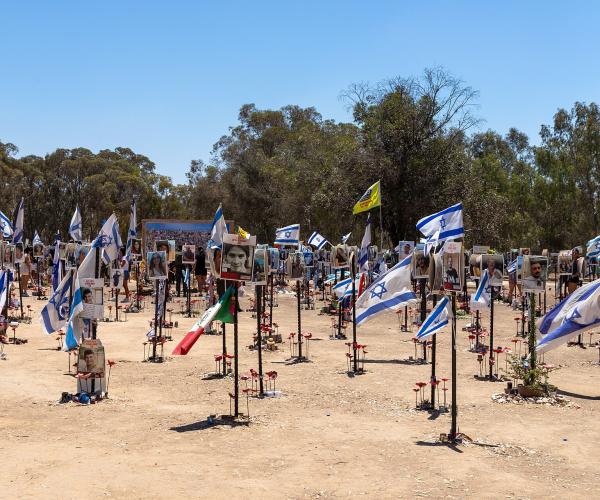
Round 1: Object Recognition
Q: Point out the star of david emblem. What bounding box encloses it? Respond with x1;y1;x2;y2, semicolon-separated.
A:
370;281;387;300
439;217;447;230
285;231;292;238
568;307;582;321
94;232;113;248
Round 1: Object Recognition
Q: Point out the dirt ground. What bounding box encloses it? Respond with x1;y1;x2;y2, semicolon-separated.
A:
1;281;599;499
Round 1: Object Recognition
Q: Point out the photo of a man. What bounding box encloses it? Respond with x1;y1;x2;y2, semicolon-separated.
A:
521;256;548;292
77;343;105;374
14;243;24;264
182;244;195;264
289;251;304;280
442;242;464;292
252;246;267;284
481;254;504;286
413;249;430;279
397;241;414;260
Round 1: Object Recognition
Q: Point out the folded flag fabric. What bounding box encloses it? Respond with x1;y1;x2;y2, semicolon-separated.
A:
536;279;600;353
416;296;452;339
69;206;83;242
40;272;73;335
12;198;24;244
358;214;371;272
470;270;491;310
172;286;235;355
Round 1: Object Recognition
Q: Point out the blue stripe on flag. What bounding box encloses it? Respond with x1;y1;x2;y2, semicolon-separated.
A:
416;203;463;230
355;291;417;325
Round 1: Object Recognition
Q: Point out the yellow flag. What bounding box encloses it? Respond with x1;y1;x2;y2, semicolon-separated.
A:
352;181;381;215
237;226;250;239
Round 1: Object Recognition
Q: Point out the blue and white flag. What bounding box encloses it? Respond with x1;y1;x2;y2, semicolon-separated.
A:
423;230;441;256
308;231;328;250
40;272;73;334
341;232;351;244
333;274;361;299
586;235;600;259
69;206;83;241
416;296;452;339
12;198;24;244
184;266;191;287
208;203;227;249
0;270;8;312
52;232;62;292
537;279;600;353
0;210;13;238
33;230;43;246
275;224;300;246
126;198;137;255
358;214;371;272
92;213;122;265
507;258;517;274
64;276;85;351
353;254;417;326
470;270;491;310
416;202;464;242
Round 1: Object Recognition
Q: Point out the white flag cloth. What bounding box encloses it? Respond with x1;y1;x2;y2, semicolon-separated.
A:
586;235;600;259
33;230;43;246
52;232;62;292
40;272;74;335
0;271;8;312
94;214;122;265
353;254;417;326
536;279;600;353
416;296;452;339
308;231;328;250
126;198;137;255
275;224;300;246
341;232;351;244
63;273;85;351
332;274;361;299
358;214;372;272
0;210;13;238
69;206;83;241
208;203;227;249
470;270;491;311
416;202;464;242
13;198;24;244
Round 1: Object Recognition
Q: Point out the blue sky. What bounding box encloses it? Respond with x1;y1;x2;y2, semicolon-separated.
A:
1;1;598;183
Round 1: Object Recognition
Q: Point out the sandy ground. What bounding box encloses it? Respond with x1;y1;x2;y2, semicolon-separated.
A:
1;281;600;500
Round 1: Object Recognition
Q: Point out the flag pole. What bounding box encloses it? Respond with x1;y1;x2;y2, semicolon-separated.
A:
296;280;303;359
449;293;458;441
256;284;264;397
378;204;384;251
16;263;24;319
489;287;495;379
352;253;358;373
430;295;437;408
233;283;239;417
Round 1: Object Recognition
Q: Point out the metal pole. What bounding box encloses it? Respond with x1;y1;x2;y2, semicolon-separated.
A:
16;263;24;319
152;280;159;360
136;261;141;310
296;280;303;359
430;295;437;407
186;264;192;317
352;254;357;373
269;273;274;329
233;285;239;416
529;292;536;371
256;285;264;396
489;287;495;379
449;293;458;441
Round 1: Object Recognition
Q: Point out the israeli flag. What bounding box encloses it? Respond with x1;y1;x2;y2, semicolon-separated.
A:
341;232;352;244
358;214;372;272
416;296;451;339
275;224;300;246
354;254;417;326
0;271;7;312
126;198;137;255
0;210;14;238
40;272;73;334
33;230;43;246
64;275;85;351
586;235;600;259
184;266;191;286
333;274;361;299
69;206;83;242
52;232;62;292
537;279;600;353
12;198;24;244
208;203;227;249
506;258;517;274
92;213;122;265
416;202;464;242
308;231;328;250
470;270;491;310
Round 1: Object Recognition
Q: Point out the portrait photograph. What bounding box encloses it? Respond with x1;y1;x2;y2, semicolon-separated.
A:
130;238;142;257
155;239;170;255
558;250;572;275
147;250;168;280
442;242;464;292
519;247;531;256
2;243;15;269
33;243;44;258
268;247;279;273
480;254;504;286
288;251;304;281
331;244;350;269
79;277;104;319
65;242;78;270
14;242;24;264
251;245;268;285
521;255;548;292
77;341;106;375
413;248;430;279
220;233;256;281
181;244;196;264
110;267;124;290
303;250;314;268
397;241;414;260
59;242;67;260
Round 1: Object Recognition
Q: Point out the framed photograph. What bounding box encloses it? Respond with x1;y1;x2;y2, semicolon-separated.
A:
288;251;304;281
14;242;24;264
76;244;90;265
397;241;414;260
472;245;490;255
480;254;504;286
413;247;430;279
558;250;572;275
303;250;314;268
181;244;196;264
155;239;170;254
79;277;104;319
110;267;124;290
2;243;15;269
521;255;548;292
251;245;268;285
442;242;464;292
147;250;168;280
268;247;279;274
77;340;105;375
220;233;256;281
331;244;351;269
130;238;142;257
33;243;44;259
65;243;78;270
59;242;67;260
519;248;531;256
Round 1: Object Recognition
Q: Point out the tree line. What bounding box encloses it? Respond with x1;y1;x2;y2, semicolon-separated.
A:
2;67;599;252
